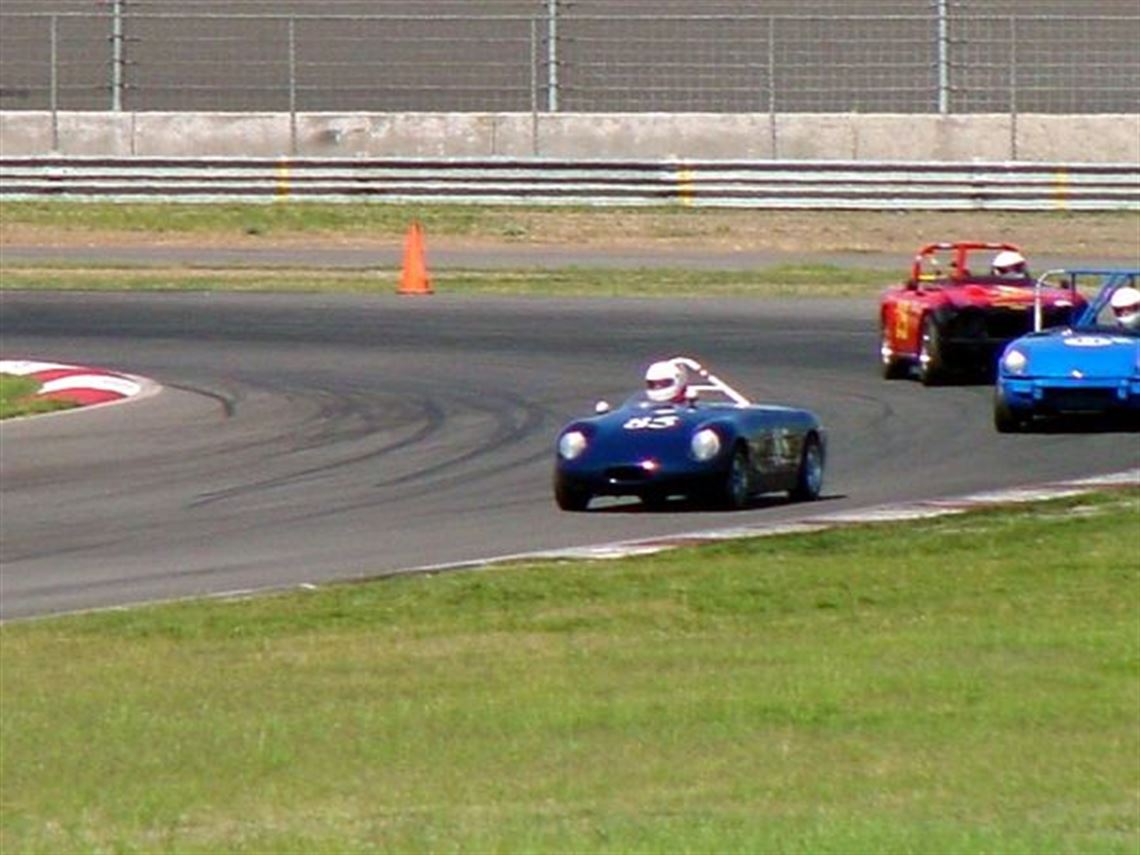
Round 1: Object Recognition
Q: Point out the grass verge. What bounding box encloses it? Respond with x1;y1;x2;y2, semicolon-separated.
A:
5;203;1135;297
0;265;890;298
2;203;1136;256
0;374;76;420
0;201;507;239
2;490;1137;854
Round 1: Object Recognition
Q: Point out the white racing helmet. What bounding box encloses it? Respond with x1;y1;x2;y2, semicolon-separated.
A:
991;249;1027;276
1110;285;1140;330
644;359;688;403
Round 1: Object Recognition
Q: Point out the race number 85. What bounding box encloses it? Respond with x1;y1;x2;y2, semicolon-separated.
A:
623;415;680;430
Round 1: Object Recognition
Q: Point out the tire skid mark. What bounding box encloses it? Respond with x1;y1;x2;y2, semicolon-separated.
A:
193;389;557;530
367;390;551;491
167;382;237;418
257;392;557;527
189;393;447;507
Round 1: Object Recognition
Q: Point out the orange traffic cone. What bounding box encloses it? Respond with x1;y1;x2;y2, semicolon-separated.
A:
397;221;433;295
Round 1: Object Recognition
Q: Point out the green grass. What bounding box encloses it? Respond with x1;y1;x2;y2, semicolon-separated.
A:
0;201;501;238
0;265;891;298
3;202;1135;247
2;490;1137;854
5;201;1134;297
0;201;752;246
0;373;77;419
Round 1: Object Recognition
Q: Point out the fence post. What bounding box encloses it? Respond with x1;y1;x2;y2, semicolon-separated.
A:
936;0;950;114
288;17;297;156
768;18;778;159
530;17;539;155
1009;15;1018;160
110;0;125;111
50;15;59;151
546;0;558;112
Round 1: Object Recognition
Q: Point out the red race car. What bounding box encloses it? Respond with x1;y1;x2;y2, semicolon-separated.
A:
879;241;1086;385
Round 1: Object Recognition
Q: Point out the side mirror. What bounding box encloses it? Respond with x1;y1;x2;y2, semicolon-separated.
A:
594;400;611;414
684;387;700;406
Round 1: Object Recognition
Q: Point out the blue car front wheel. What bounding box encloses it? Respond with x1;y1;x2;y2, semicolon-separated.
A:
711;445;752;510
554;475;591;511
790;434;824;502
993;391;1028;433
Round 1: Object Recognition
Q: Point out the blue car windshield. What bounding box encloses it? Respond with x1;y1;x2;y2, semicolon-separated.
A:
1063;270;1140;331
1071;323;1139;337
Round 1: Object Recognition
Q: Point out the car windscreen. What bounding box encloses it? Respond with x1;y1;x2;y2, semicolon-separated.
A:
1070;324;1139;337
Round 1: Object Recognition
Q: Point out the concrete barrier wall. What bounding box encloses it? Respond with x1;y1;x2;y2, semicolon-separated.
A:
2;112;1138;163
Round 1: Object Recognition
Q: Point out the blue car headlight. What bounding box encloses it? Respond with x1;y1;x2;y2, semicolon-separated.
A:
690;428;721;462
558;430;588;460
1002;348;1029;376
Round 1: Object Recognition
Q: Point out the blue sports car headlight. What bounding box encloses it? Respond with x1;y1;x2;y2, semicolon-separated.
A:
558;430;588;460
1002;348;1029;375
690;428;721;462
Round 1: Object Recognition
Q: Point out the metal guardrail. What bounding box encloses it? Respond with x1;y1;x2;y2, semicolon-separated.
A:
1;158;1137;211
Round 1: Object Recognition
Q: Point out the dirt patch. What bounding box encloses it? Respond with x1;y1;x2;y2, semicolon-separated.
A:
493;210;1140;258
2;209;1137;260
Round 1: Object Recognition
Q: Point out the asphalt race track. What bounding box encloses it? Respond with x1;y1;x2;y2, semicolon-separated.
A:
1;290;1134;620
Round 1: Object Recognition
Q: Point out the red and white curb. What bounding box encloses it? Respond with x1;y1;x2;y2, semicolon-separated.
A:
0;359;156;409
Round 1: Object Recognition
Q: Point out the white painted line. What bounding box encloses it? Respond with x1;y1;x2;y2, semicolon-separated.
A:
424;469;1140;571
817;506;961;522
535;544;671;561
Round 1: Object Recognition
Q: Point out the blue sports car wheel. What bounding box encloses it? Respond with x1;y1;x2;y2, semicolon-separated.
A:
993;391;1027;433
790;434;824;501
718;445;752;510
554;476;591;511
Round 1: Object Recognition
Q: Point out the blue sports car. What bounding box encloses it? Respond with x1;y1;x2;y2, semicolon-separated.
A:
993;269;1140;432
553;357;827;511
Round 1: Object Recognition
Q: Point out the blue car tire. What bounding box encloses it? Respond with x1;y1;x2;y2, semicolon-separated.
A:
790;434;825;501
554;476;591;512
710;444;752;510
993;391;1026;433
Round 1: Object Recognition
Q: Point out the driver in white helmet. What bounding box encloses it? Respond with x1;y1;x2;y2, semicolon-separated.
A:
991;249;1029;278
644;359;689;404
1109;285;1140;330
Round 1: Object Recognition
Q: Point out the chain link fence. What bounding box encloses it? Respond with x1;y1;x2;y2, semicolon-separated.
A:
1;1;1137;115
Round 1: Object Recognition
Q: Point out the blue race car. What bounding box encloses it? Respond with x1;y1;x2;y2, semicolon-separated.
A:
553;357;827;511
993;269;1140;432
